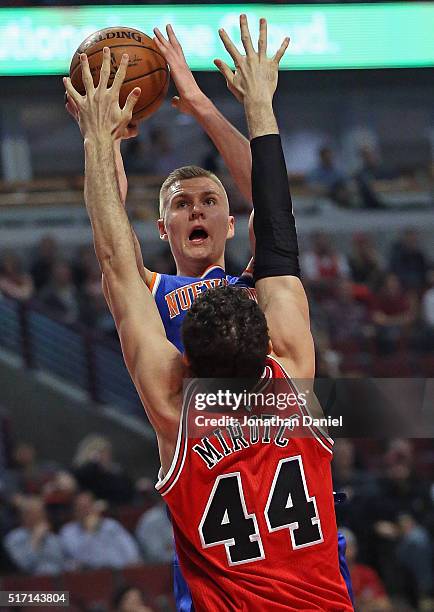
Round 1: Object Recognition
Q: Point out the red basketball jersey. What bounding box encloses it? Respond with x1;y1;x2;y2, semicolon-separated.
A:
157;356;353;611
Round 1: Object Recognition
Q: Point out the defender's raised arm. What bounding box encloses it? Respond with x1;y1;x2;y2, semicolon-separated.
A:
215;16;314;379
63;50;183;462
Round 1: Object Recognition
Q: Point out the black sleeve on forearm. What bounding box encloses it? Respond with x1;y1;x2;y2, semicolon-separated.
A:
251;134;300;282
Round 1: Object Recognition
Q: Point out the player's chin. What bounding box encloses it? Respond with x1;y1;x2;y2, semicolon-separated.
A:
187;246;212;259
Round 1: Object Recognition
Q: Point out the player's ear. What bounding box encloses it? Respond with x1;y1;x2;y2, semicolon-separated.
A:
182;353;190;367
268;339;273;354
157;218;168;241
226;215;235;240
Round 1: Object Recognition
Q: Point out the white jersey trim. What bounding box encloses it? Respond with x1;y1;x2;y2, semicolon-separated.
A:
155;379;194;494
201;265;225;278
151;273;161;297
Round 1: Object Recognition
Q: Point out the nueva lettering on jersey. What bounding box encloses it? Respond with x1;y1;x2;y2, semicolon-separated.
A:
165;278;256;319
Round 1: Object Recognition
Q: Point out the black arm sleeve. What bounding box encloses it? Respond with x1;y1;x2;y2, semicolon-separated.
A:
251;134;300;282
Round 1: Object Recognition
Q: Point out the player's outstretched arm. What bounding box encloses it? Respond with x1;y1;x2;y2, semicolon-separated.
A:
63;49;183;445
66;93;135;207
153;25;252;203
66;90;152;289
216;16;315;379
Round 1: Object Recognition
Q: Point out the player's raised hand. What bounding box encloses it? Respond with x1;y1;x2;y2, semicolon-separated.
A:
153;24;205;115
65;92;139;140
63;47;141;141
214;15;289;105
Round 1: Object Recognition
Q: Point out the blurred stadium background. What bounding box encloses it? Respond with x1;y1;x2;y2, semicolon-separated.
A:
0;1;433;611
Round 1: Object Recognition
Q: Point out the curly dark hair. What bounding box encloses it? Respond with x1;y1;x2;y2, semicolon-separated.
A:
182;286;269;380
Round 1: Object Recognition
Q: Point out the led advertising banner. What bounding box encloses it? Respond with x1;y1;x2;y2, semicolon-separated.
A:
0;3;433;75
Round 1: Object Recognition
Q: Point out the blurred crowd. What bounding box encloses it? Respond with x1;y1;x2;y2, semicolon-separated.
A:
302;227;434;375
1;225;433;375
0;236;174;338
301;228;434;377
125;134;427;214
0;427;173;611
0;413;432;611
333;438;434;611
303;144;405;210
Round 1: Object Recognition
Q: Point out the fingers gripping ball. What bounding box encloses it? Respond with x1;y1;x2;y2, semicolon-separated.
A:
70;27;169;122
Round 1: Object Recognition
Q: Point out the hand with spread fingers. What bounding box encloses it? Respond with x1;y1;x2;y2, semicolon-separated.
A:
214;14;289;106
153;24;205;116
65;93;139;140
63;47;141;142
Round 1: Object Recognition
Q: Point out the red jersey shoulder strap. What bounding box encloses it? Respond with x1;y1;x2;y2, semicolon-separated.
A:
156;379;196;496
266;355;334;455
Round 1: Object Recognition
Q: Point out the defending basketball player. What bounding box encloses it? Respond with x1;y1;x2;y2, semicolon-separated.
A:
64;15;353;610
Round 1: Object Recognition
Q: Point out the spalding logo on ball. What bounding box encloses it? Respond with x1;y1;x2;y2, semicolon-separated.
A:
70;27;170;122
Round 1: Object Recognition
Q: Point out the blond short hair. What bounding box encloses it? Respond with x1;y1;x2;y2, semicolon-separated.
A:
159;165;227;218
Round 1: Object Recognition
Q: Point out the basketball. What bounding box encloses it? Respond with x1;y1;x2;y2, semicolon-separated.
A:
70;27;169;122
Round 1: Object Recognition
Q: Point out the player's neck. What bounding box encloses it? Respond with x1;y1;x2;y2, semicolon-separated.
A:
176;256;225;278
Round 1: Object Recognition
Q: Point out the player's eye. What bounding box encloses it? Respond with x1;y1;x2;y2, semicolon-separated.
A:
205;198;216;206
177;201;189;208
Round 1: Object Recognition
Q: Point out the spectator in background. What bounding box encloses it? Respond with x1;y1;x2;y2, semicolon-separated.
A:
301;232;349;290
9;442;48;495
307;146;352;207
372;274;416;353
4;495;66;575
38;261;80;324
30;235;58;291
0;250;34;301
112;585;153;612
390;228;428;291
42;470;78;504
60;491;141;570
72;434;135;505
332;439;379;544
0;409;18;564
349;233;384;290
355;145;388;209
72;245;95;290
333;439;379;503
135;499;174;563
79;258;115;335
381;440;429;519
311;330;342;378
149;248;176;276
369;440;431;596
340;527;392;611
322;279;372;347
42;471;78;528
396;513;433;609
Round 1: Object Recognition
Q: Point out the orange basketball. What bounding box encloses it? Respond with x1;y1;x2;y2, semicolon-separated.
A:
70;26;169;122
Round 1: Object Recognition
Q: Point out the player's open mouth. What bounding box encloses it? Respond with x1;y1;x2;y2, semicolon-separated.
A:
188;227;209;244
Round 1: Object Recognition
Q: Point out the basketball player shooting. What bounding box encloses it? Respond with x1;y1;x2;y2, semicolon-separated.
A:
64;15;353;610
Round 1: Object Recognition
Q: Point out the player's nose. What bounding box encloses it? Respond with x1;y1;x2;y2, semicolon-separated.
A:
190;202;205;219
